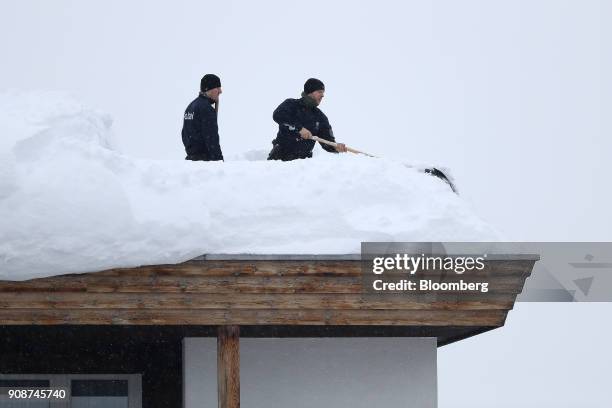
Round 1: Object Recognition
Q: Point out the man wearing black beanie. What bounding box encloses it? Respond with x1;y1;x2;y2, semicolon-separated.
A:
268;77;347;161
181;74;224;161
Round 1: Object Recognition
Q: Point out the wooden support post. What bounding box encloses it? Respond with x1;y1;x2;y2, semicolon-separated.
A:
218;325;240;408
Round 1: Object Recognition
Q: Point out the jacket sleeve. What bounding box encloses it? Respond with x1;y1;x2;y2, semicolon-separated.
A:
201;104;224;161
317;113;338;154
272;99;302;140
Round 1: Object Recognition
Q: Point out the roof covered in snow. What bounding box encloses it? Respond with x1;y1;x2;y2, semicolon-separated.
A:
0;91;499;280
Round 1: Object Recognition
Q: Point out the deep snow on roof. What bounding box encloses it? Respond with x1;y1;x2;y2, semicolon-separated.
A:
0;91;499;280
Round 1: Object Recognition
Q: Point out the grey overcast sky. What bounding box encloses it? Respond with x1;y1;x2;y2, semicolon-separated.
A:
1;3;611;406
1;0;610;242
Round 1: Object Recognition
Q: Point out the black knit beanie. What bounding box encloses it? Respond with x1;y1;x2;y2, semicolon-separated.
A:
303;78;325;95
200;74;221;92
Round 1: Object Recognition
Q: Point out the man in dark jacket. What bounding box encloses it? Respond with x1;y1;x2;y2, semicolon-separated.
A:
268;78;347;161
181;74;224;161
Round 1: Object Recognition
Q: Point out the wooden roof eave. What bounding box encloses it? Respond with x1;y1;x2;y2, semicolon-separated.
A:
0;255;538;346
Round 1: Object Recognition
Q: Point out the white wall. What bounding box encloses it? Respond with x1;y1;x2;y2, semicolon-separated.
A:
184;337;437;408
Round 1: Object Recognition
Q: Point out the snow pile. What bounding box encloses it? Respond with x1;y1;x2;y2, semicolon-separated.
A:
0;91;499;280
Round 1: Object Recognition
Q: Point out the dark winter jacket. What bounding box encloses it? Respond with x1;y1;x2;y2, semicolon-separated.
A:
181;94;223;161
268;97;337;161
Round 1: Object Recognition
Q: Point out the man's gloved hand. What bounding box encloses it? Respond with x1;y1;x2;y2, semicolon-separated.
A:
299;127;312;139
335;143;348;153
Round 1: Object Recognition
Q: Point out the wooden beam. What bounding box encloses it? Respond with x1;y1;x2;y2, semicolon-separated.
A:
0;275;527;294
0;292;516;310
218;325;240;408
2;259;535;279
0;258;535;331
0;308;507;326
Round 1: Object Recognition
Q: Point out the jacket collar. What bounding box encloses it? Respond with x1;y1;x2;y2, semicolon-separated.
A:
198;92;215;105
299;94;318;109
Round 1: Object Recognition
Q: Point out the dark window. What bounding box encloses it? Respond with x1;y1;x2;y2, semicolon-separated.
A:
71;380;128;397
0;380;50;387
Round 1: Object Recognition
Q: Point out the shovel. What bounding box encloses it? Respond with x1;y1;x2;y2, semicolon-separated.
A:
310;135;457;193
311;135;376;157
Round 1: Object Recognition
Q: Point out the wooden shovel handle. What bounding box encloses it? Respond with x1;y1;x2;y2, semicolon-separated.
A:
311;135;337;147
311;136;376;157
